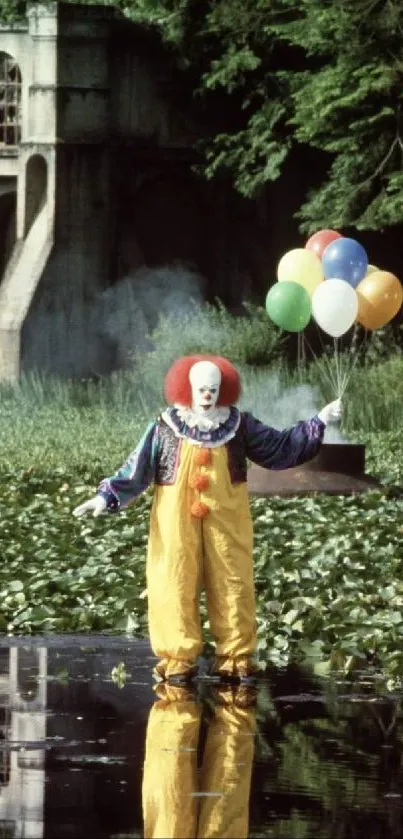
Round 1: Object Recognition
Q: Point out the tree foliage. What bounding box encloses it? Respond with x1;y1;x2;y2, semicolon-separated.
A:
126;0;403;232
0;0;26;22
1;0;402;231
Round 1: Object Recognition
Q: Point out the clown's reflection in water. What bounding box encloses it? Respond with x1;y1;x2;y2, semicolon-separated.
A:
142;684;257;839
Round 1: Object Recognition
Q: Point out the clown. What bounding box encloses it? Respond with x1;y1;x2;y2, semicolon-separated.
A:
73;355;341;684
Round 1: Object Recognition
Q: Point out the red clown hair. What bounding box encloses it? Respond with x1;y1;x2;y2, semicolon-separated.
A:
164;354;241;407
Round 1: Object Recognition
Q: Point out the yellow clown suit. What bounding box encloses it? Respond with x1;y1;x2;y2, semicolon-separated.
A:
74;355;340;682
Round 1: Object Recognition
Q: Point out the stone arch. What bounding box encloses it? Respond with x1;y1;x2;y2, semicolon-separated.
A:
0;51;22;147
25;153;47;235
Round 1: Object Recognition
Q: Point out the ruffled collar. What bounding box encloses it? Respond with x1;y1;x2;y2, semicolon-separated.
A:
174;405;230;431
161;405;241;447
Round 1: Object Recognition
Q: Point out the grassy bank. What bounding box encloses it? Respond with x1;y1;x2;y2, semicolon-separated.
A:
2;353;403;470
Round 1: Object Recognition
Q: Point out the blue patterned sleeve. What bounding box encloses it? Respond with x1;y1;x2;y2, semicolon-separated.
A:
97;421;159;512
243;412;325;471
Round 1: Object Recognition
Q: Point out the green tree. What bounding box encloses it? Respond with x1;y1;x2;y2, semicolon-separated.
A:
2;0;402;232
0;0;26;21
127;0;403;233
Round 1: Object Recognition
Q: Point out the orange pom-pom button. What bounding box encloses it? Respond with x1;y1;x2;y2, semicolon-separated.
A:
189;473;210;491
190;501;210;519
194;447;211;466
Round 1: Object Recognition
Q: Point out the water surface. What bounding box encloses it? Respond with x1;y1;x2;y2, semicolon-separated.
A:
0;635;401;838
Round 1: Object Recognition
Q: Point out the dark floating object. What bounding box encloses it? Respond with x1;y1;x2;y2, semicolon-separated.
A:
247;443;382;496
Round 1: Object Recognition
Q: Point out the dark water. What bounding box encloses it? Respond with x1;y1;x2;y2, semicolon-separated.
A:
0;636;402;839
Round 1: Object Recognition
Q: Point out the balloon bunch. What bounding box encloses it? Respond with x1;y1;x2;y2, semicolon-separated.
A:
265;229;403;396
266;229;403;336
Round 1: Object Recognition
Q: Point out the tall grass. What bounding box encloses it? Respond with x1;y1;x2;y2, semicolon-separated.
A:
343;355;403;431
1;355;402;475
301;353;403;432
1;304;403;473
0;374;145;474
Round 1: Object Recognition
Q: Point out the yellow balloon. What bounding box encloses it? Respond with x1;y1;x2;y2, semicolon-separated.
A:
366;264;379;276
277;248;324;296
356;271;403;330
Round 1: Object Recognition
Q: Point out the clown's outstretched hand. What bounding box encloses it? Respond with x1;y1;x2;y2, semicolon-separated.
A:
318;398;343;425
73;495;107;518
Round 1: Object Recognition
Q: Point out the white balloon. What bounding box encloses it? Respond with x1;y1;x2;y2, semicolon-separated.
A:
312;278;358;338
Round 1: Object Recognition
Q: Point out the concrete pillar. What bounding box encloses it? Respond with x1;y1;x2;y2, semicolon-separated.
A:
0;2;116;380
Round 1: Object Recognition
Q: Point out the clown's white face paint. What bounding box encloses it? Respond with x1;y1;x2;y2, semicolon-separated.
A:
189;361;221;415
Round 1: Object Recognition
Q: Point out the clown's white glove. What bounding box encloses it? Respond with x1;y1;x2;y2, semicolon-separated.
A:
318;398;343;425
73;495;107;518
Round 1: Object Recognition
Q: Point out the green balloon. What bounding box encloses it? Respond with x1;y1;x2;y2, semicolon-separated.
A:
265;281;311;332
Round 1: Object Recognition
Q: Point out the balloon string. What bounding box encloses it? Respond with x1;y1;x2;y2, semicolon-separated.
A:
336;325;361;398
303;323;369;404
297;332;302;369
338;327;369;397
339;354;357;397
334;333;353;399
313;328;340;396
304;331;339;397
333;337;343;398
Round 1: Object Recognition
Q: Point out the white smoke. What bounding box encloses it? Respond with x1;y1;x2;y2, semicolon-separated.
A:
239;368;348;442
97;263;206;368
22;261;206;376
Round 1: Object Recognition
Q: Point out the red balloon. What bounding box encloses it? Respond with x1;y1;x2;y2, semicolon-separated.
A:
305;229;343;259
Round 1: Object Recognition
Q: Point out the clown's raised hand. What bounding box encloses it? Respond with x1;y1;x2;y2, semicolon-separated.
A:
73;495;107;518
318;398;343;425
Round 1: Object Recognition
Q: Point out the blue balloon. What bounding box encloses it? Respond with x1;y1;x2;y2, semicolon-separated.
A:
322;238;368;288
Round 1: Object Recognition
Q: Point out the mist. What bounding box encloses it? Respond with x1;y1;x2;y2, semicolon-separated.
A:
21;258;348;442
239;370;348;442
21;261;206;377
98;263;206;367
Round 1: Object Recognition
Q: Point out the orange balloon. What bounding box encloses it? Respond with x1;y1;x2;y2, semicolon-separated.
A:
356;271;403;330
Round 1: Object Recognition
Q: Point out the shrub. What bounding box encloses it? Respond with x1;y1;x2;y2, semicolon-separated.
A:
355;322;403;365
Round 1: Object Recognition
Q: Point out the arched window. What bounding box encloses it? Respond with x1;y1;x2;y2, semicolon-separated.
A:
0;52;22;147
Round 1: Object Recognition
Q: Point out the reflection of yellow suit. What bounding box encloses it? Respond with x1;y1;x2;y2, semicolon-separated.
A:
147;442;255;668
142;687;256;839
